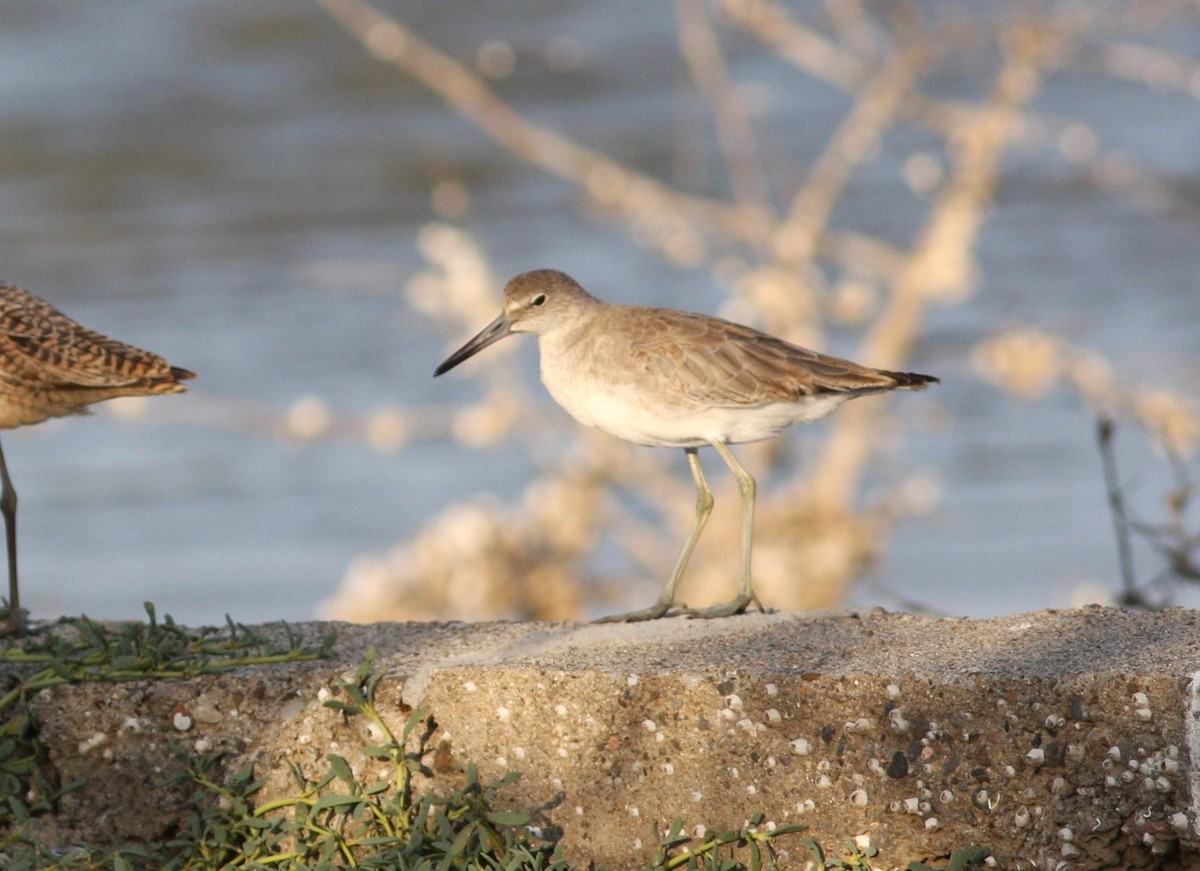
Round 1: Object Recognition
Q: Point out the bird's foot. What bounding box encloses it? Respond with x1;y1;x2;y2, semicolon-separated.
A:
685;592;769;620
594;600;687;623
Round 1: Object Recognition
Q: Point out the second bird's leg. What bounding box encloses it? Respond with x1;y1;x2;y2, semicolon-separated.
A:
686;441;765;619
596;446;712;623
0;439;21;636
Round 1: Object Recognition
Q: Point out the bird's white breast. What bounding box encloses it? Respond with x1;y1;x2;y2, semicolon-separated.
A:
537;332;847;448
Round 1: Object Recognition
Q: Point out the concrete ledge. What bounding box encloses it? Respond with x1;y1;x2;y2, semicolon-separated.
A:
28;607;1200;869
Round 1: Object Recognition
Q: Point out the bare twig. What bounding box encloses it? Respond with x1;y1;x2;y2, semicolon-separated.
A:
806;26;1045;509
316;0;775;257
1097;416;1145;606
717;0;868;89
720;0;986;139
1129;455;1200;586
973;325;1200;458
674;0;773;216
773;45;927;267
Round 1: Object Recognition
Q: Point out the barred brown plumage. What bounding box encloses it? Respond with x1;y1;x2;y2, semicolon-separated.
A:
0;282;194;635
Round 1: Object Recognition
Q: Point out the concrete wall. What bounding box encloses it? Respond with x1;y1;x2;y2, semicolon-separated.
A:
30;607;1200;869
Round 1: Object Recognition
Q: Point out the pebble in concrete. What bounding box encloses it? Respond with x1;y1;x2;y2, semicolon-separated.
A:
28;607;1200;869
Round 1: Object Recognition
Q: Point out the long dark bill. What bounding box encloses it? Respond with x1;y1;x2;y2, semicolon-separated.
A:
433;312;513;376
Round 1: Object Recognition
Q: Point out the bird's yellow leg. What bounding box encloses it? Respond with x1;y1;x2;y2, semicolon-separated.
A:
596;447;712;623
686;441;766;619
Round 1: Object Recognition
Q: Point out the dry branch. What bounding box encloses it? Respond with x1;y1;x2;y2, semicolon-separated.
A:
675;0;772;216
316;0;775;259
806;25;1044;509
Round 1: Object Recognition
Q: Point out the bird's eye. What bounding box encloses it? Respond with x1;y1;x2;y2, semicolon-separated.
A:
531;294;547;307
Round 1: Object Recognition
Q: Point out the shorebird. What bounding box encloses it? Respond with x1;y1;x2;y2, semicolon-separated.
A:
434;269;937;622
0;282;194;635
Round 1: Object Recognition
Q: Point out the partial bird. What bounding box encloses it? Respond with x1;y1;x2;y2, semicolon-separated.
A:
435;269;936;622
0;282;194;635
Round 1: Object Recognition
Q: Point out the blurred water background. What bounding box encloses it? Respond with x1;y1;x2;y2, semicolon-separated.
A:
0;0;1196;626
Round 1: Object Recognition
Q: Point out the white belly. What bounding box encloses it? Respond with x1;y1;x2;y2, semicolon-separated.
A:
539;353;847;448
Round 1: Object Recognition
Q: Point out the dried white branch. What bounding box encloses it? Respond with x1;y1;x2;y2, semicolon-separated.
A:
316;0;775;258
717;0;868;89
674;0;773;216
806;25;1047;509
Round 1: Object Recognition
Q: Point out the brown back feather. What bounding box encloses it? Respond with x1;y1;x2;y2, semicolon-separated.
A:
0;283;192;394
624;306;936;406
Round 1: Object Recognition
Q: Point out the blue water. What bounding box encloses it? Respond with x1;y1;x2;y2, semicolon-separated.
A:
0;1;1196;625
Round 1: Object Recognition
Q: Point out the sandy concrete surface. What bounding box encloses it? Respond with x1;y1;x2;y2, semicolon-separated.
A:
29;607;1200;869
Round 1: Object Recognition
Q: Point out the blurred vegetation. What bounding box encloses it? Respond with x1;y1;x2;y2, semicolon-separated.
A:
1097;415;1200;608
0;606;334;865
272;0;1199;622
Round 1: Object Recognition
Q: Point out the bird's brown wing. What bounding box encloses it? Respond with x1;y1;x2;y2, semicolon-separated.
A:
0;283;192;392
626;307;930;407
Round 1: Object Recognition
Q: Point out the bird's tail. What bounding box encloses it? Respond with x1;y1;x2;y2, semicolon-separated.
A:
881;370;939;390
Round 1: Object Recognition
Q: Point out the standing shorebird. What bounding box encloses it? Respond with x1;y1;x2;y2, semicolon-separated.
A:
0;282;194;635
434;269;937;622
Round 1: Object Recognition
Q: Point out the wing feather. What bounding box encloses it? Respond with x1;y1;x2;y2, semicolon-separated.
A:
0;283;192;393
617;306;933;408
